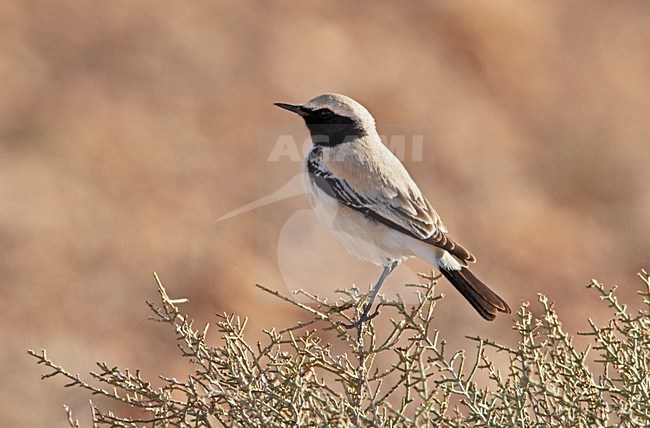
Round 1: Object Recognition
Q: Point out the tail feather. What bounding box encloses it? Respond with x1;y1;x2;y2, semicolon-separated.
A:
438;267;511;321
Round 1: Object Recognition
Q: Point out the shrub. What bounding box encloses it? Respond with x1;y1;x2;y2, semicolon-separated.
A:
30;270;650;427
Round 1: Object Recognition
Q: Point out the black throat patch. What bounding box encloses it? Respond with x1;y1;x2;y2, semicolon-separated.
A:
303;108;366;146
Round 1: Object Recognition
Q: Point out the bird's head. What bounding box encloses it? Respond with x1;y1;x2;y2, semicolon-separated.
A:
274;94;375;146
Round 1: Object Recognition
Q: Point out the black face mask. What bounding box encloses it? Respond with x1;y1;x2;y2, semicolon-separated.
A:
303;108;366;146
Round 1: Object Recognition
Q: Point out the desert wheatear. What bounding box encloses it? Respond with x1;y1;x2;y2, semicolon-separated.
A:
275;94;510;327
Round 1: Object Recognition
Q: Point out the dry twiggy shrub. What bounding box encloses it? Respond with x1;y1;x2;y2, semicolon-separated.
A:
30;270;650;427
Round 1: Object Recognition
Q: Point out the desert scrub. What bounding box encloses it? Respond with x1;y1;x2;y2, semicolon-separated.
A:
30;270;650;427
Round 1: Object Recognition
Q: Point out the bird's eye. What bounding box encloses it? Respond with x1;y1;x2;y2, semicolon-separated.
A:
318;109;333;119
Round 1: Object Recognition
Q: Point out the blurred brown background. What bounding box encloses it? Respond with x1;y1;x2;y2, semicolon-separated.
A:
2;1;649;425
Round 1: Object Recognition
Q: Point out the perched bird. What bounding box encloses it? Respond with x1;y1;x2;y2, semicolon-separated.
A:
275;94;510;326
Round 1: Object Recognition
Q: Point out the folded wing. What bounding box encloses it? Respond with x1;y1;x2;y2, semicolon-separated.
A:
307;146;475;263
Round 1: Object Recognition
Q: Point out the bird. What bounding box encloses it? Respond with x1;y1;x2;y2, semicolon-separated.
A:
274;94;510;327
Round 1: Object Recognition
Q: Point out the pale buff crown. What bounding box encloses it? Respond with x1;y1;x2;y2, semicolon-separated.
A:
302;93;377;131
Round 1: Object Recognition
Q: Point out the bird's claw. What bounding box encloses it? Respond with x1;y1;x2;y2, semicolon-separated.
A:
341;304;382;330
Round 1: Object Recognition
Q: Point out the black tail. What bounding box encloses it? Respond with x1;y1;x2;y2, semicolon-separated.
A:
438;267;511;321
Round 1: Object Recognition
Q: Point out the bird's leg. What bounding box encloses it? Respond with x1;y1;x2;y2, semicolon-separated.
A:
344;260;398;329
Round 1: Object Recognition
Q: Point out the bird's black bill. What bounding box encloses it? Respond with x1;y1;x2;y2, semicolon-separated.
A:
274;102;309;117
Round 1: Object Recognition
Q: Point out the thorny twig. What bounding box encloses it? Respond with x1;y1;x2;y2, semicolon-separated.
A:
29;270;650;427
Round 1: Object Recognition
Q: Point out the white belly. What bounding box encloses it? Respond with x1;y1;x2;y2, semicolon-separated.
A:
302;171;412;266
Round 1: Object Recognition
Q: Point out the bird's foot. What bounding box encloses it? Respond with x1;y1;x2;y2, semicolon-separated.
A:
341;304;382;330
